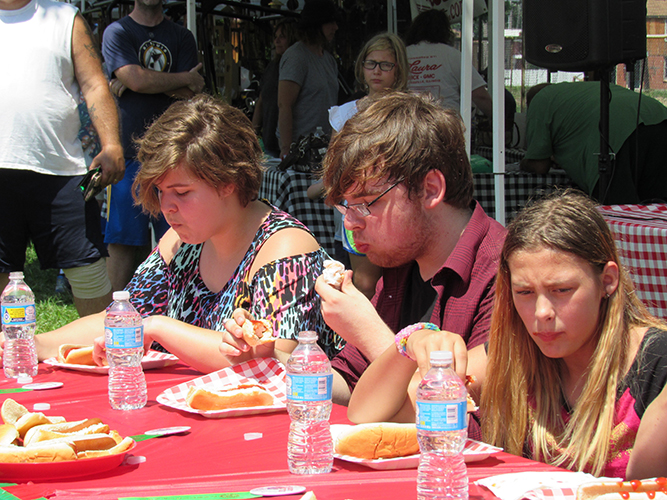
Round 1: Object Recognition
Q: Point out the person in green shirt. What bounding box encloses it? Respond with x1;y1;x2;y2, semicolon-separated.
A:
520;81;667;204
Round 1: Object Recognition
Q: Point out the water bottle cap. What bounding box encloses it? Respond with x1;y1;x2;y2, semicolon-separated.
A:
429;351;453;364
297;330;318;342
8;271;24;280
112;290;130;301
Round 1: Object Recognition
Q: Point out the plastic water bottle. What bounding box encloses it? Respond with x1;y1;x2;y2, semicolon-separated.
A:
416;351;469;500
1;272;38;379
105;290;147;410
285;330;333;474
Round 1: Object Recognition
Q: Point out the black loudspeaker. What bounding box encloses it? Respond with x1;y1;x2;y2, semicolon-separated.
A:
523;0;646;71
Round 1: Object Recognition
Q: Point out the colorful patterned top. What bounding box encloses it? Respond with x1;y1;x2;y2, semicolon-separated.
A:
527;327;667;478
125;205;344;359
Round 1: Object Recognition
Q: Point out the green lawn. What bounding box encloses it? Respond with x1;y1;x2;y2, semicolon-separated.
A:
22;245;80;334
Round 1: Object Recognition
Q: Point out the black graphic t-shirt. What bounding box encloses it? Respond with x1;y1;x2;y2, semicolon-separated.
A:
102;16;199;157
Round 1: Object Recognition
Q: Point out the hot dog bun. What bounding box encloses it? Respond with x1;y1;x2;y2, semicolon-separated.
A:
77;436;135;459
577;478;667;500
241;319;275;347
322;259;345;289
1;398;29;425
57;344;101;366
0;442;78;463
335;422;419;460
25;433;118;453
0;424;19;446
24;418;109;445
0;399;134;463
186;384;275;411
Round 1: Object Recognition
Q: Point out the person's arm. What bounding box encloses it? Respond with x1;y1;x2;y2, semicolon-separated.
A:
34;312;106;361
252;94;264;133
114;62;204;96
626;382;667;479
348;329;486;424
520;157;553;175
472;87;493;119
278;80;300;157
316;273;395;362
71;14;124;187
332;369;352;406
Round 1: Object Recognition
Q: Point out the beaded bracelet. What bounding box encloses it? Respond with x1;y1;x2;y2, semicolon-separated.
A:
394;322;440;361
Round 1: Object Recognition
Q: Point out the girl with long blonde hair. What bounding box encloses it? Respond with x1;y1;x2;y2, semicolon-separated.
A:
481;189;667;479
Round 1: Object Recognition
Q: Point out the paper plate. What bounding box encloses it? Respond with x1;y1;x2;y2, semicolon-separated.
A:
331;424;502;470
157;358;286;418
43;350;178;374
0;440;137;482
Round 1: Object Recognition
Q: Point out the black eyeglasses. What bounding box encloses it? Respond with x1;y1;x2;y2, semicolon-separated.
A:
362;60;396;72
335;180;402;218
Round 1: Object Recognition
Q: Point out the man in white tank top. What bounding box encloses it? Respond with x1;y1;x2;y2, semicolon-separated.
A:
0;0;124;317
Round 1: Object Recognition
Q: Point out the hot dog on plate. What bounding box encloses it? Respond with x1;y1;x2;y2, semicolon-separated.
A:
0;399;134;463
186;384;275;411
335;422;420;460
57;344;104;366
576;478;667;500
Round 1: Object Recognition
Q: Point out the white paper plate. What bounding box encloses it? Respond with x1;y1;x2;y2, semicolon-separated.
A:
43;350;179;374
156;358;286;418
331;424;502;470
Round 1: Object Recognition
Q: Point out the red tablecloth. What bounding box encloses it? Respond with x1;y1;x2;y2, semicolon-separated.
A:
0;362;563;500
599;203;667;320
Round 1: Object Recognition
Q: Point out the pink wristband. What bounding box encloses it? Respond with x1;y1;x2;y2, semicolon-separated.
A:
394;322;440;361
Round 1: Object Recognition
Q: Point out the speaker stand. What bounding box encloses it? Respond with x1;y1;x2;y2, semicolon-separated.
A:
598;68;613;204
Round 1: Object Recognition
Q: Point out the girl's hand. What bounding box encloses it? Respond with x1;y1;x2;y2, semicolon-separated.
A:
220;308;275;363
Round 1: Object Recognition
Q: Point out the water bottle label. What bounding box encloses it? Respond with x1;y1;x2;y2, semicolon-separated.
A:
286;373;333;402
416;400;468;431
1;304;36;326
105;325;143;349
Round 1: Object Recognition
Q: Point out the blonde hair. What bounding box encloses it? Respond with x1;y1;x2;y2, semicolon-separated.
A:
133;94;263;216
354;32;409;92
481;189;666;476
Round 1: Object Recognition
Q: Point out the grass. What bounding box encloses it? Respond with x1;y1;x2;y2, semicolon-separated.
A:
22;245;80;334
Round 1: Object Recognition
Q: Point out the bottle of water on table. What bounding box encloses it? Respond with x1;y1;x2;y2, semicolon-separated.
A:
286;330;333;474
416;351;468;500
105;290;147;410
2;271;38;379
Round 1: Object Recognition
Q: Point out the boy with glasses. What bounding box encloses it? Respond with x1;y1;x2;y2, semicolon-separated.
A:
315;92;506;405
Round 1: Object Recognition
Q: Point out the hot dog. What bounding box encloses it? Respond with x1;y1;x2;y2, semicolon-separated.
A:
335;422;420;460
576;478;667;500
23;418;110;445
241;319;276;347
186;384;275;411
0;399;134;463
57;344;102;366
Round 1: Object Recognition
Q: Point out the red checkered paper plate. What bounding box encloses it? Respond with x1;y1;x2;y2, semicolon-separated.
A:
331;423;502;470
157;357;287;418
43;350;178;374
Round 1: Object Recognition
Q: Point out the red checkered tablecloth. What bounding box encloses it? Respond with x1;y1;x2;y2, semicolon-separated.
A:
599;204;667;320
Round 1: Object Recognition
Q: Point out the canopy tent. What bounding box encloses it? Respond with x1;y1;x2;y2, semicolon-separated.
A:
407;0;507;224
183;0;508;224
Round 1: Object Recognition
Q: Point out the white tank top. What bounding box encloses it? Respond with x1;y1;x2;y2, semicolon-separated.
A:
0;0;86;176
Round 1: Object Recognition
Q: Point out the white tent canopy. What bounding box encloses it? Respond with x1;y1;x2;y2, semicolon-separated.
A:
184;0;507;224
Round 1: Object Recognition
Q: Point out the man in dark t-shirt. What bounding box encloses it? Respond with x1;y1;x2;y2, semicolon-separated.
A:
315;92;506;405
101;0;204;291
